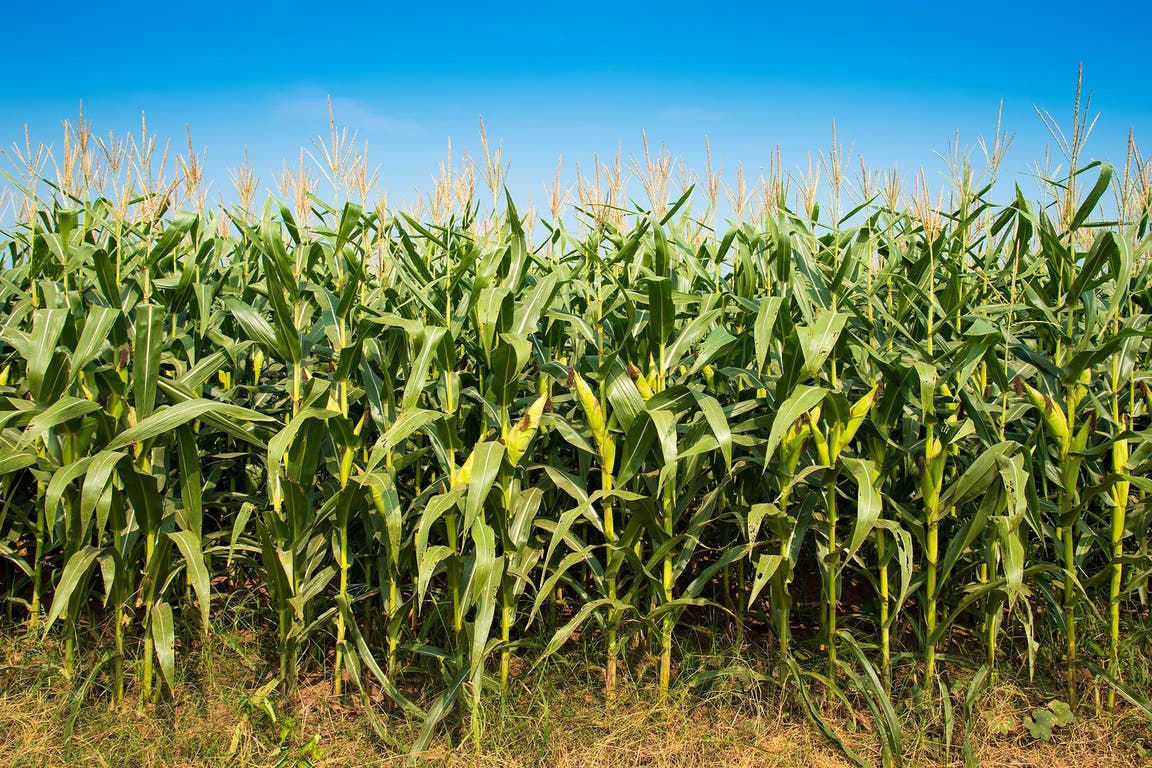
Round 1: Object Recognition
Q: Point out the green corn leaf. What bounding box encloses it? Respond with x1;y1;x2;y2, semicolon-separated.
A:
663;308;721;375
754;296;785;374
225;299;285;360
797;310;847;380
22;396;101;445
80;450;126;534
151;600;177;691
107;399;271;451
467;518;503;696
647;276;674;351
748;553;783;607
175;426;203;535
369;408;444;463
688;326;739;375
71;306;119;375
27;309;68;402
146;211;198;267
691;390;732;471
841;457;881;566
939;441;1017;512
461;441;505;532
43;545;101;636
401;325;447;410
132;303;165;421
765;385;827;463
1069;161;1113;232
0;451;36;475
168;530;211;633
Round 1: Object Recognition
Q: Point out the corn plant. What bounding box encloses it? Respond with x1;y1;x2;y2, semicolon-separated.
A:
2;120;1152;767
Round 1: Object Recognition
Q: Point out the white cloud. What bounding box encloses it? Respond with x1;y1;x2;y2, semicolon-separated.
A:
270;91;423;137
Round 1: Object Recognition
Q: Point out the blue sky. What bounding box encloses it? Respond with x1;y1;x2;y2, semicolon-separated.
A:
3;1;1150;216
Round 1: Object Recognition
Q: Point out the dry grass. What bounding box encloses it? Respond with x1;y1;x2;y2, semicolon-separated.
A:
2;632;1149;768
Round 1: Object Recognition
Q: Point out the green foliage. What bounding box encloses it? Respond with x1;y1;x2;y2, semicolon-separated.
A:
2;151;1152;767
1025;700;1076;740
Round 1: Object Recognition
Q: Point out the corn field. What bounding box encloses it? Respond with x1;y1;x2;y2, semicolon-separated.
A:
2;111;1152;764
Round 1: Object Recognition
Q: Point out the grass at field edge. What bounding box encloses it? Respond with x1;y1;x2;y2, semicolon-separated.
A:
2;625;1149;768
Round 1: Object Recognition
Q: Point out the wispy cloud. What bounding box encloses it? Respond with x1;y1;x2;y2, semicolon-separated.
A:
654;107;729;122
270;91;423;137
